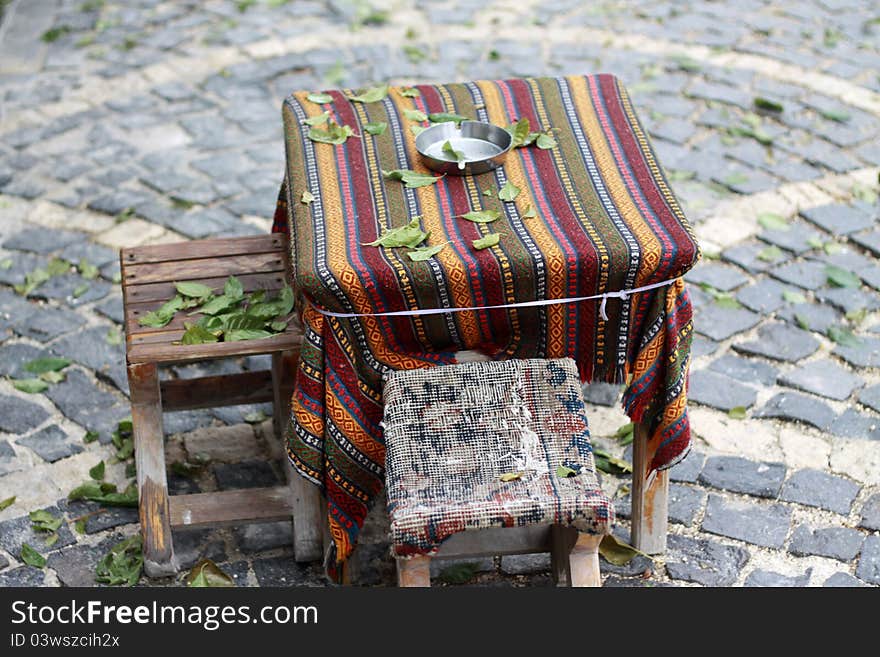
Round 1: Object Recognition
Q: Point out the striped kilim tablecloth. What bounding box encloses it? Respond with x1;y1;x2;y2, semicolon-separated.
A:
272;74;700;576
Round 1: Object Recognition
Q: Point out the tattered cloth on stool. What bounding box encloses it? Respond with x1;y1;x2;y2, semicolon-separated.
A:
383;358;614;557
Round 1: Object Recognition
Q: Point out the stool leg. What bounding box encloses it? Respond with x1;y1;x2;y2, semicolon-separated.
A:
550;524;576;586
631;421;669;555
272;350;324;562
396;556;431;587
569;533;603;587
128;362;177;577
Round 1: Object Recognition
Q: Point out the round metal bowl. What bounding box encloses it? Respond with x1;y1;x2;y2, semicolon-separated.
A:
415;120;512;176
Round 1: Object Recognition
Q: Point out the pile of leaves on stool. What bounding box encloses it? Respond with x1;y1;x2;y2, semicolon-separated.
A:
138;275;294;344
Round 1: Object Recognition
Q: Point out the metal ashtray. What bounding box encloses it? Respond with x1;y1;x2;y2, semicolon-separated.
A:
416;120;512;176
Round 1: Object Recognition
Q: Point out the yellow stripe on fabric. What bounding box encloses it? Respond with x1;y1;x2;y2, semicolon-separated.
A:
350;99;433;349
566;76;663;287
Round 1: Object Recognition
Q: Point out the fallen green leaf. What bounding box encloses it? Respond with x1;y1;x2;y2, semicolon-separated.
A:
819;108;850;123
827;325;861;347
472;233;500;250
301;190;315;204
757;245;783;262
194;294;237;316
404;108;428;122
399;86;420;98
180;322;220;345
753;97;784;113
303;111;330;126
14;268;50;296
363;218;428;249
46;258;70;277
77;259;99;280
29;509;63;534
714;295;741;310
382;169;443;188
782;290;807;304
13;378;49;394
506;118;531;148
187;559;235;587
824;242;842;255
442;140;466;166
592;448;632;474
306;92;333;104
407;243;448;262
308;121;356;145
522;205;537;219
436;562;479;585
39;370;65;384
825;265;861;288
536;132;556;149
482;188;493;197
69;481;138;507
244;410;268;424
95;535;143;586
24;357;70;374
106;328;122;346
363;121;387;135
21;543;46;569
348;84;389;103
757;212;788;231
728;406;747;420
599;534;650;566
410;125;427;137
83;431;99;444
0;496;15;512
428;112;468;125
45;533;59;548
0;258;12;270
459;210;501;223
556;465;578;478
499;472;523;482
225;328;273;341
89;460;105;481
614;422;634;445
498;181;520;202
175;281;214;298
794;313;811;330
807;236;825;249
846;308;867;325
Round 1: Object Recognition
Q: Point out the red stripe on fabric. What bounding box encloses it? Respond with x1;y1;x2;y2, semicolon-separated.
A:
594;75;696;280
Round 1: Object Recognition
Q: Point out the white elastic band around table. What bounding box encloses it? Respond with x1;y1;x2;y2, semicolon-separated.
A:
311;277;677;320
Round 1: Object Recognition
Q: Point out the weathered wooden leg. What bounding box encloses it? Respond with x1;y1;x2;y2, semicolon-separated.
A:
272;350;324;562
569;533;603;587
128;362;177;577
396;556;431;587
550;524;576;586
631;420;669;555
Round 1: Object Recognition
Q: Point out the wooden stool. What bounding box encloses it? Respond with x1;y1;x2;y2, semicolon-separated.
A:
382;358;614;587
121;234;323;577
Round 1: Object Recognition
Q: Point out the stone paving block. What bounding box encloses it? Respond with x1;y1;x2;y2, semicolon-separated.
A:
699;456;786;498
0;342;50;378
733;322;820;363
788;524;865;561
702;494;792;548
828;408;880;440
582;381;620;407
755;391;836;431
49;326;127;394
233;520;294;554
0;393;50;434
833;336;880;368
744;569;810;587
13;304;86;342
252;556;323;587
823;572;867;587
0;504;76;557
0;251;47;286
860;494;880;531
3;228;86;254
665;450;704;484
800;204;875;235
816;286;880;314
42;369;127;442
500;553;551;575
778;358;863;401
722;242;777;273
758;227;823;256
780;468;861;515
855;535;880;585
777;303;841;335
690;336;719;359
0;567;45;586
735;278;789;313
16;424;82;463
665;534;749;586
172;529;228;571
213;460;282;491
851;229;880;258
769;260;829;290
667;484;706;527
694;304;761;341
688;370;757;412
707;354;778;386
686;263;749;291
46;534;120;587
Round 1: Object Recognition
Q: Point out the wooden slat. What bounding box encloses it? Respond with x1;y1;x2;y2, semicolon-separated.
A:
631;421;669;555
121;234;286;265
123;252;286;286
169;487;292;529
160;370;275;411
128;331;301;364
435;525;552;558
126;271;288;305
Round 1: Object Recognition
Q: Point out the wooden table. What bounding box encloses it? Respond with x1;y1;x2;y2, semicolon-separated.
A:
274;74;700;574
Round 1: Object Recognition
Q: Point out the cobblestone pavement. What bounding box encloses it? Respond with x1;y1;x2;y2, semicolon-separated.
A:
1;0;879;588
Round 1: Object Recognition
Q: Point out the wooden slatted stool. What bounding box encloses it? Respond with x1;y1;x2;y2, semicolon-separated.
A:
382;357;614;587
121;234;323;577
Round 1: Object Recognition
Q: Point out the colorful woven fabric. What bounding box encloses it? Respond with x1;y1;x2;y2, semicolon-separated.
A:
383;358;613;557
273;74;699;575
